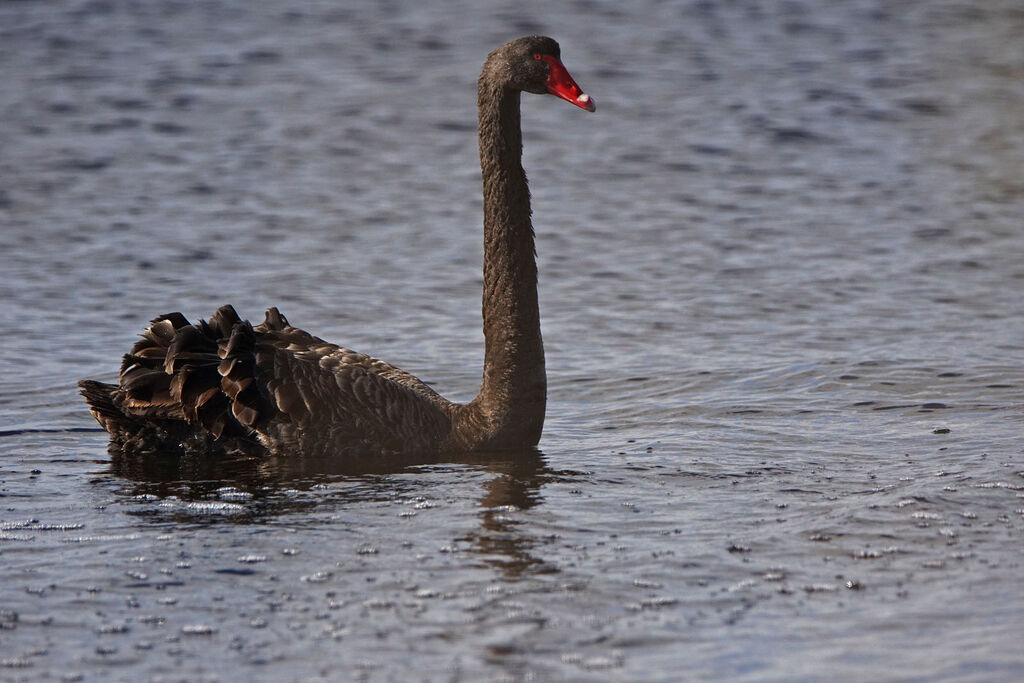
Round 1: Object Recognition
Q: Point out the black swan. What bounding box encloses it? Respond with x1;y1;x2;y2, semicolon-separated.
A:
80;36;595;458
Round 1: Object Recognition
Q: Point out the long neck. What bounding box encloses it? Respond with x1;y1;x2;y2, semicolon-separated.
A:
462;81;546;448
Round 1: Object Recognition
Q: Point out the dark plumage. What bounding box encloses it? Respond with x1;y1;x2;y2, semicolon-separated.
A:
80;36;595;458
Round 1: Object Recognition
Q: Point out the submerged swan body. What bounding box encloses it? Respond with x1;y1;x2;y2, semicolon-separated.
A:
80;36;595;458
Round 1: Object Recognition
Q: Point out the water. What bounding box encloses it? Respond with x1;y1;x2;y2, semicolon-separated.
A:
1;0;1022;679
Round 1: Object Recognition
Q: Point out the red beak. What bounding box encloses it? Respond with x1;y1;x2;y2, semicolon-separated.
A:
540;55;596;112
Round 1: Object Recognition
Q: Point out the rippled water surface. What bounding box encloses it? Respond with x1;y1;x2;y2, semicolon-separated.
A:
2;0;1023;680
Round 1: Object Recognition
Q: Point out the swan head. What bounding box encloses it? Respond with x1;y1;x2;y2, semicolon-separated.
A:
484;36;596;112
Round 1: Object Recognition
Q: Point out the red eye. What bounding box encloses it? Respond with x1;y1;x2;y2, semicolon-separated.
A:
533;54;542;61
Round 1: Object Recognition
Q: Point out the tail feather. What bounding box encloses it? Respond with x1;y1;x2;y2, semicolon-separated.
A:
170;364;221;416
120;366;174;405
154;311;192;330
207;304;243;339
79;380;127;430
261;307;289;331
146;316;186;345
82;304;279;452
217;321;275;430
164;327;218;374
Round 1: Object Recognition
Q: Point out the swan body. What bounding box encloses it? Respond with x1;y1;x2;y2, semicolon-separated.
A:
80;36;594;458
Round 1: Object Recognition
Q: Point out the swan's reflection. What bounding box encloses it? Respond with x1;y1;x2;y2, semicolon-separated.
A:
458;452;551;578
107;446;569;578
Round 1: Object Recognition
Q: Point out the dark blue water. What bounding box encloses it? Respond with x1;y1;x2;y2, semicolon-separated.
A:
1;1;1022;679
